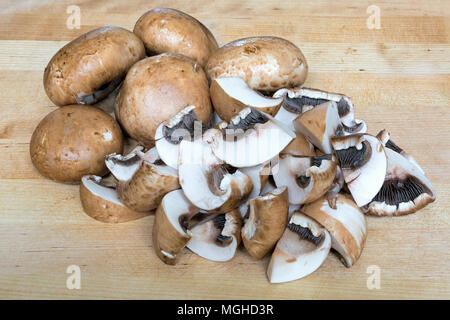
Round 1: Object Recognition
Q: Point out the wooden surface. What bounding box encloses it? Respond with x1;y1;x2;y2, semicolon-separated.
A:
0;0;449;300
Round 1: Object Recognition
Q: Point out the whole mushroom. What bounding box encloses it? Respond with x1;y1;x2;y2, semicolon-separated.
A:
30;105;124;183
43;26;145;106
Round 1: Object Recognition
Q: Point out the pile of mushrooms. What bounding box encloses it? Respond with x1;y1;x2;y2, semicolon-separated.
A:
30;8;436;283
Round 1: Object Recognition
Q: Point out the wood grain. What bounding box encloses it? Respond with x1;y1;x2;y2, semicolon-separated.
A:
0;0;449;299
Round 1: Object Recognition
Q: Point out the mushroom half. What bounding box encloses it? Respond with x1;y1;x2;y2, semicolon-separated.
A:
178;137;253;213
267;211;331;283
210;77;283;122
153;189;199;265
363;146;436;216
302;194;367;267
154;105;203;169
273;154;337;205
241;187;289;259
80;175;150;223
206;107;295;167
331;134;387;207
186;210;242;262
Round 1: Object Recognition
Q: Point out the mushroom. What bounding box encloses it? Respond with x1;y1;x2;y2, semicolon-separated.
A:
206;37;308;92
30;105;124;183
118;158;180;212
152;189;199;265
206;108;295;167
80;175;150;223
133;8;218;67
105;145;147;183
210;77;284;122
280;132;316;157
187;210;242;262
293;101;342;154
363;146;436;216
267;211;331;283
272;154;337;205
43;26;145;106
331;133;387;207
240;162;271;200
274;87;366;134
154;105;204;169
377;129;425;175
178;137;253;213
301;194;367;267
115;53;212;148
241;187;289;259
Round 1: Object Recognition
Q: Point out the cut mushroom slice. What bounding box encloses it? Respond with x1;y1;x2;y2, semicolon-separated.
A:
210;77;283;122
187;210;242;262
332;134;387;207
241;187;289;259
293;101;341;154
363;147;436;216
281;132;316;156
206;107;294;167
155;105;204;169
240;162;270;200
178;137;253;213
152;189;199;265
267;211;331;283
302;194;367;267
274;87;360;125
105;146;147;183
118;159;180;212
377;129;425;175
273;154;337;205
80;175;150;223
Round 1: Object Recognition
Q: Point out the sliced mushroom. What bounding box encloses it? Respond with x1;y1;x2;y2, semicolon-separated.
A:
274;87;366;132
293;101;342;154
241;187;289;259
331;134;387;207
377;129;425;175
210;77;283;122
152;189;199;265
154;105;204;169
281;132;316;157
302;194;367;267
267;211;331;283
187;210;242;262
118;159;180;212
178;137;253;213
240;162;271;200
206;107;294;167
363;146;436;216
105;146;146;183
273;154;337;205
80;175;150;223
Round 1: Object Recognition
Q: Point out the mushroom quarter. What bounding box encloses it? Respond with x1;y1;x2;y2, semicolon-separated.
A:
133;8;218;66
206;36;308;92
30;105;124;183
43;26;146;106
115;53;212;147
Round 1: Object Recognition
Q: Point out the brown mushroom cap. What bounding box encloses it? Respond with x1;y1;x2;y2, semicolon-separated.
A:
43;26;146;106
133;8;218;67
115;53;212;147
205;36;308;92
30;105;124;183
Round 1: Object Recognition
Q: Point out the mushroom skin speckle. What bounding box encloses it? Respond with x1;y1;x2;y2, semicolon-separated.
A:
43;26;146;106
115;53;212;148
134;8;218;67
30;105;124;183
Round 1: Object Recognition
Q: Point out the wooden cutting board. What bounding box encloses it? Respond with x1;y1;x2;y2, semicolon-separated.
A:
0;0;449;299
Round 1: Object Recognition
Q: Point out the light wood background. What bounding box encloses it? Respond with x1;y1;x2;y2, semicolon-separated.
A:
0;0;449;299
